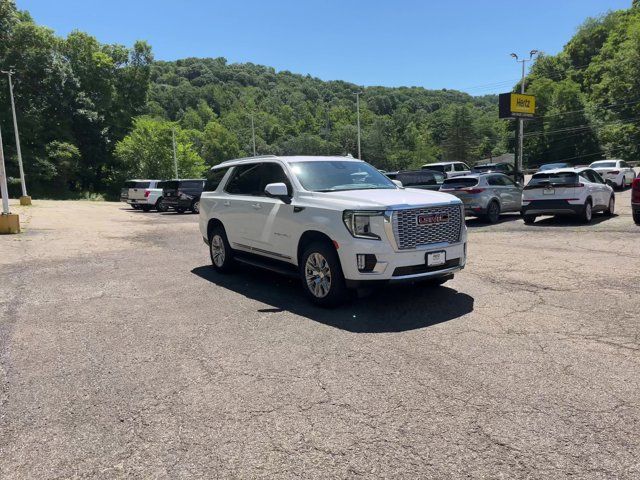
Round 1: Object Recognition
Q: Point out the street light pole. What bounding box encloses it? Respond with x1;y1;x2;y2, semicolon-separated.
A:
354;92;363;159
510;50;538;177
2;69;27;199
172;128;178;179
250;114;257;157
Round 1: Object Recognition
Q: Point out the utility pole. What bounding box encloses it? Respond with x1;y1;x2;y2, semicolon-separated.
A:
354;91;363;159
2;69;29;204
0;124;20;233
510;51;538;177
250;114;257;156
0;125;9;214
172;128;178;179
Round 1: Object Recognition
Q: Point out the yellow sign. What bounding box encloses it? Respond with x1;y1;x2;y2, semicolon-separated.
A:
510;94;536;116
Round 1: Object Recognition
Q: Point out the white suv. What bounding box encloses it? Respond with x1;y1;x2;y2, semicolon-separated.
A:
521;167;614;224
421;162;471;178
199;155;467;306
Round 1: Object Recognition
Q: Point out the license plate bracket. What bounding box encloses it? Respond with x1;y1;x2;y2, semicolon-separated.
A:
426;251;446;267
543;187;555;195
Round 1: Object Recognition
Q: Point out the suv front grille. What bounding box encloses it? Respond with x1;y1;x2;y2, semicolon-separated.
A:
392;205;463;250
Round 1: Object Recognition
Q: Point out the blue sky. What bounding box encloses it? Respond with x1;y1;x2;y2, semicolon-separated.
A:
18;0;631;95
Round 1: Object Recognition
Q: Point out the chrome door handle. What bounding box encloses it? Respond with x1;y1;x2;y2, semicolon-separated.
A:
223;201;230;206
252;203;262;209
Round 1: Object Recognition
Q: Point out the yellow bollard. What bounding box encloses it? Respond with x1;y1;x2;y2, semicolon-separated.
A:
19;195;32;206
0;213;20;234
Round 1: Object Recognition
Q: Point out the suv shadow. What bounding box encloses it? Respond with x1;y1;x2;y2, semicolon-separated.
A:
524;213;617;227
191;265;474;333
465;213;521;228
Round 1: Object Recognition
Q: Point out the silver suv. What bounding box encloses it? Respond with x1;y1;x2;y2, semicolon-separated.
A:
439;173;523;223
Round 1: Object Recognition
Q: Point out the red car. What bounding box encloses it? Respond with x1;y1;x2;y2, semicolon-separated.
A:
633;177;640;225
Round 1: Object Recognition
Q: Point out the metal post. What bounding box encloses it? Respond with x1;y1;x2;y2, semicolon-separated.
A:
251;114;256;157
355;92;362;159
172;128;178;179
518;60;525;176
3;70;26;197
0;125;10;214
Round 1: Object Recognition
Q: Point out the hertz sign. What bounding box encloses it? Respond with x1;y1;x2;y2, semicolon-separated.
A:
499;93;536;119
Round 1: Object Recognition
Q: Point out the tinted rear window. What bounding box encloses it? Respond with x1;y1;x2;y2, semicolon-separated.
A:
441;178;478;188
179;180;205;189
397;171;444;186
528;172;578;186
124;181;151;189
590;161;617;169
205;168;229;192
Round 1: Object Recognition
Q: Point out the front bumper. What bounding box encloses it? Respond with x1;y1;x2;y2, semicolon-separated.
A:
337;237;467;285
521;199;583;216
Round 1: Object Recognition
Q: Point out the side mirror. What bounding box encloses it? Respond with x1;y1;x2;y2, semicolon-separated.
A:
392;179;404;188
264;182;291;203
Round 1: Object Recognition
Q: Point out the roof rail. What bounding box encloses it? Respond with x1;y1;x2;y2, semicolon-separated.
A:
230;154;278;162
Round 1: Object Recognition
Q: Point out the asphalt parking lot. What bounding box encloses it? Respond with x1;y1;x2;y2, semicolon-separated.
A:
1;187;639;479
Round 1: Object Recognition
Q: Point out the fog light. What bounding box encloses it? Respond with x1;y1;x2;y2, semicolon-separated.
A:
357;254;377;272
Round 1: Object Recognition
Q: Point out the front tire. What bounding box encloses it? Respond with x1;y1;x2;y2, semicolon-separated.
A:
581;199;593;224
209;225;234;273
523;215;536;225
604;195;615;216
634;210;640;225
300;241;348;307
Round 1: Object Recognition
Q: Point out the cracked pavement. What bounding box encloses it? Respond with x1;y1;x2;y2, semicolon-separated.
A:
1;188;639;479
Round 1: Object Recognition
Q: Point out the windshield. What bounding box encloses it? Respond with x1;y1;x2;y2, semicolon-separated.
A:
290;161;396;192
528;172;578;186
589;161;617;169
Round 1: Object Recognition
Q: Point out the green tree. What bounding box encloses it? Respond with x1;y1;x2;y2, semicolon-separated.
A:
201;120;241;166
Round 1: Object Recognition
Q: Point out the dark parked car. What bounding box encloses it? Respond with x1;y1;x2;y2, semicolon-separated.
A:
472;162;524;184
162;179;205;214
395;169;446;191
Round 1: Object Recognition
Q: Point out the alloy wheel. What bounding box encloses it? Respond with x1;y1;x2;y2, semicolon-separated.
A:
305;252;332;298
585;202;592;222
193;201;200;214
211;235;225;267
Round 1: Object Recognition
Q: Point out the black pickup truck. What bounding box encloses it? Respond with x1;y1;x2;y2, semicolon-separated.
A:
162;179;205;213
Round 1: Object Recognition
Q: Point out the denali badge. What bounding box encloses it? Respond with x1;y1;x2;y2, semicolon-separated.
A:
417;213;449;225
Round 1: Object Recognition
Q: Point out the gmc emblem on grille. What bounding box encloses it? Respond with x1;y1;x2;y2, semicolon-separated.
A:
417;213;449;225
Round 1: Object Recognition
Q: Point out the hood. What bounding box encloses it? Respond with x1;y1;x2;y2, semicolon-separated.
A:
304;187;461;210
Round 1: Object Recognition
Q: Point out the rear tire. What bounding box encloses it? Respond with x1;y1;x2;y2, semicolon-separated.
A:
523;215;536;225
483;201;501;224
634;210;640;225
604;195;615;217
192;200;200;214
581;199;593;224
619;178;625;190
156;198;168;212
209;225;235;273
300;241;348;307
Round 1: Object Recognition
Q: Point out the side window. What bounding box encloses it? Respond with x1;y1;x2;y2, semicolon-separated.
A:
591;170;605;184
454;163;466;172
225;163;263;195
487;175;505;186
502;176;517;187
260;163;292;195
204;168;229;192
582;171;596;183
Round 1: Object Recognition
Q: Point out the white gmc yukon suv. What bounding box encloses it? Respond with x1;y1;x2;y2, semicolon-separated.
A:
199;155;467;306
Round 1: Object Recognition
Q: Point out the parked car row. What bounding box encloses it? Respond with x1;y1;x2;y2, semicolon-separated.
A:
120;179;205;213
122;156;637;307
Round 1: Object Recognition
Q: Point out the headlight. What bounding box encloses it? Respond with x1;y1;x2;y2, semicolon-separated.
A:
342;210;384;240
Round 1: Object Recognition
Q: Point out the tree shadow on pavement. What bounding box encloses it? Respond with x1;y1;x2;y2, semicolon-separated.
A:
191;265;474;333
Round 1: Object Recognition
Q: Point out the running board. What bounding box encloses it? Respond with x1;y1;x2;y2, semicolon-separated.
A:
234;253;299;278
